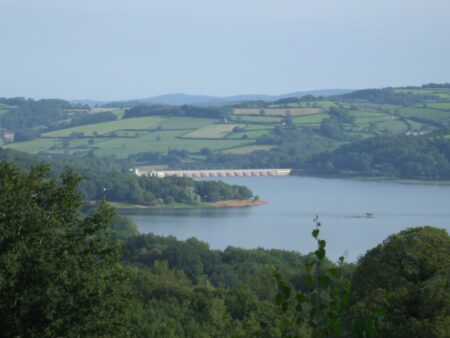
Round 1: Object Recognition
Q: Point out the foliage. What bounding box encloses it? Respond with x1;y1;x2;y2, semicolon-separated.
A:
305;135;450;179
351;226;450;338
275;217;365;338
68;110;117;127
0;98;71;131
0;163;131;337
79;172;253;206
341;88;437;106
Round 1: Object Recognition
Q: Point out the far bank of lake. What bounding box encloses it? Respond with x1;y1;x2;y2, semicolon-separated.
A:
125;176;450;262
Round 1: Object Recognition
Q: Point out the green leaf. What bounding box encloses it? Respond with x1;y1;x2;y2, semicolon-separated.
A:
315;248;326;260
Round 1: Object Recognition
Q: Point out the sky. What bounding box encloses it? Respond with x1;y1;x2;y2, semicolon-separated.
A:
0;0;449;100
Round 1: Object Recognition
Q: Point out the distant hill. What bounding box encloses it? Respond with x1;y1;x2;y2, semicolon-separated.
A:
70;89;352;107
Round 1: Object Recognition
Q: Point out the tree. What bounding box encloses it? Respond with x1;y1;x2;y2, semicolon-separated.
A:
351;226;450;338
0;163;132;337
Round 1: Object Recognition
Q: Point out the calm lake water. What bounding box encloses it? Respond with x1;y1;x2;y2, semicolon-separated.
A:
126;176;450;262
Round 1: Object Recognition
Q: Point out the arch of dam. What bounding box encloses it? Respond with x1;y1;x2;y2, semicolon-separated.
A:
135;168;292;178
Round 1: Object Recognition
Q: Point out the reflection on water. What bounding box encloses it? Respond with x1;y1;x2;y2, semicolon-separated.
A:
126;176;450;262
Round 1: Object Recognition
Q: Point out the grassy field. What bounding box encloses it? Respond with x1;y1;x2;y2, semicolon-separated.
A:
7;117;255;158
293;113;329;125
426;102;450;110
396;107;449;122
182;124;246;139
43;116;166;137
7;138;57;154
233;108;323;116
225;129;270;139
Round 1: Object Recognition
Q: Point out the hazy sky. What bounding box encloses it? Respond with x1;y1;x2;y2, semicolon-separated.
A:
1;0;449;100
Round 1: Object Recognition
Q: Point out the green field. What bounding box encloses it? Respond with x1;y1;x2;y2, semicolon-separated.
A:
6;117;257;158
7;138;57;154
5;86;450;160
293;113;329;125
396;107;449;122
425;102;450;110
43;116;166;137
374;119;409;132
226;129;270;139
243;124;274;131
157;117;215;129
182;124;246;139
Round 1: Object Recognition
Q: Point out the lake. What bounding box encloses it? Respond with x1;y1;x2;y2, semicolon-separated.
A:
126;176;450;262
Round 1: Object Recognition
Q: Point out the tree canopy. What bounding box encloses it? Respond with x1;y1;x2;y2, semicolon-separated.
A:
0;163;131;337
351;226;450;338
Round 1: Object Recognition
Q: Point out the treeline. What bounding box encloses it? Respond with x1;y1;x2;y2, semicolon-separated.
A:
64;110;117;128
0;147;253;206
303;134;450;179
123;104;228;119
80;172;253;205
0;97;115;142
0;98;71;132
341;88;437;106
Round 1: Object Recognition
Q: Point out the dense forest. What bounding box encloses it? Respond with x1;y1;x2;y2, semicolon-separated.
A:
303;135;450;180
0;98;72;131
1;163;449;337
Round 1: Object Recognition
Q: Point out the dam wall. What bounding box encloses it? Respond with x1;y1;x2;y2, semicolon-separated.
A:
135;168;292;178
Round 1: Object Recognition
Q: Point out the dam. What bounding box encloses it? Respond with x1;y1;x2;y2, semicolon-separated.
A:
135;168;292;178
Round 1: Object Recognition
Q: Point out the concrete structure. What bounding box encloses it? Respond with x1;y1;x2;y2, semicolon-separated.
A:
135;168;292;178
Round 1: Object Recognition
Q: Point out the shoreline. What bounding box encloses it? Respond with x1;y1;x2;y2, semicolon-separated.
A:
291;173;450;185
108;199;266;210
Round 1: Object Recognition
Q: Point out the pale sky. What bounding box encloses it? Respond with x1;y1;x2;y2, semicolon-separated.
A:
1;0;449;100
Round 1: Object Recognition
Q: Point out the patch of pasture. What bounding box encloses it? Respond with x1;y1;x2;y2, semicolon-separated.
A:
374;119;408;133
156;117;217;129
182;124;246;139
292;113;329;125
405;119;427;130
243;124;273;131
426;102;450;110
396;107;450;122
5;138;56;154
232;115;283;123
225;129;270;139
43;116;166;137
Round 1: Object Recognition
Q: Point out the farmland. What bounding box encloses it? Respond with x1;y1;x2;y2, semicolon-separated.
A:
182;124;246;139
2;85;450;164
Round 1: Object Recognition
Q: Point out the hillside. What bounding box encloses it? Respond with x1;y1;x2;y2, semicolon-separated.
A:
2;84;450;180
